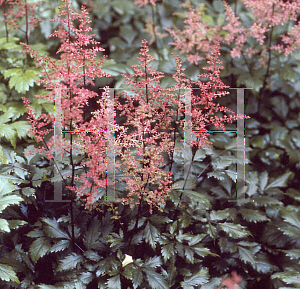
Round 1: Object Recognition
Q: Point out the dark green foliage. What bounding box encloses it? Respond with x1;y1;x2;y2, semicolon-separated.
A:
0;0;299;288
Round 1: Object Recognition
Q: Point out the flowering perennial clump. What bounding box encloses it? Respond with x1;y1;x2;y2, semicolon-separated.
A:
21;0;249;214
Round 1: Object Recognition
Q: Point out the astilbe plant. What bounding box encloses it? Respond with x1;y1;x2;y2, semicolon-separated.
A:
165;0;300;69
21;0;249;216
188;40;248;149
0;0;42;44
21;0;114;207
71;39;249;214
112;39;182;214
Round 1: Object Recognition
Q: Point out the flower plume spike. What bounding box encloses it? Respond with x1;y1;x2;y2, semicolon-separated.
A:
20;0;114;208
187;41;250;150
114;39;184;214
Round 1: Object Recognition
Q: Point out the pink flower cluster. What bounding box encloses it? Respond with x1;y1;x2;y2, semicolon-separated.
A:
216;271;243;289
21;0;112;205
188;41;250;149
0;0;42;43
166;8;223;65
166;0;300;67
133;0;157;8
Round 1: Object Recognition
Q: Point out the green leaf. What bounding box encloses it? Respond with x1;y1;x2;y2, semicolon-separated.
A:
23;145;36;164
120;25;137;44
7;219;27;230
56;252;84;272
176;231;193;243
143;256;162;269
251;135;266;149
122;263;133;280
0;124;17;148
217;16;224;26
0;195;23;212
159;59;176;74
265;172;293;190
211;156;235;170
218;238;227;253
101;63;133;77
184;246;194;263
161;243;175;262
0;263;20;284
188;234;206;246
256;253;278;274
205;223;217;239
193;149;207;162
236;72;263;93
238;246;256;269
270;96;289;119
260;171;268;191
191;244;219;257
0;218;10;232
96;256;119;277
3;68;22;79
210;210;231;221
41;218;71;239
30;43;49;56
112;0;135;15
26;229;44;238
144;221;159;250
160;75;176;88
132;266;143;289
272;269;300;285
185;65;200;82
84;250;101;262
22;187;35;197
29;237;51;264
225;137;251;151
0;37;19;44
7;69;39;93
36;284;63;289
162;263;176;287
239;209;270;222
79;271;94;285
285;188;300;202
270;126;289;146
213;0;224;12
279;249;300;260
207;170;226;181
50;240;71;253
149;215;171;225
106;232;123;247
280;209;300;228
178;190;211;209
106;274;121;289
144;269;169;289
279;226;300;238
278;64;295;82
252;196;283;207
180;268;209;289
218;223;252;239
0;107;16;125
10;121;32;139
0;145;8;164
201;14;214;25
